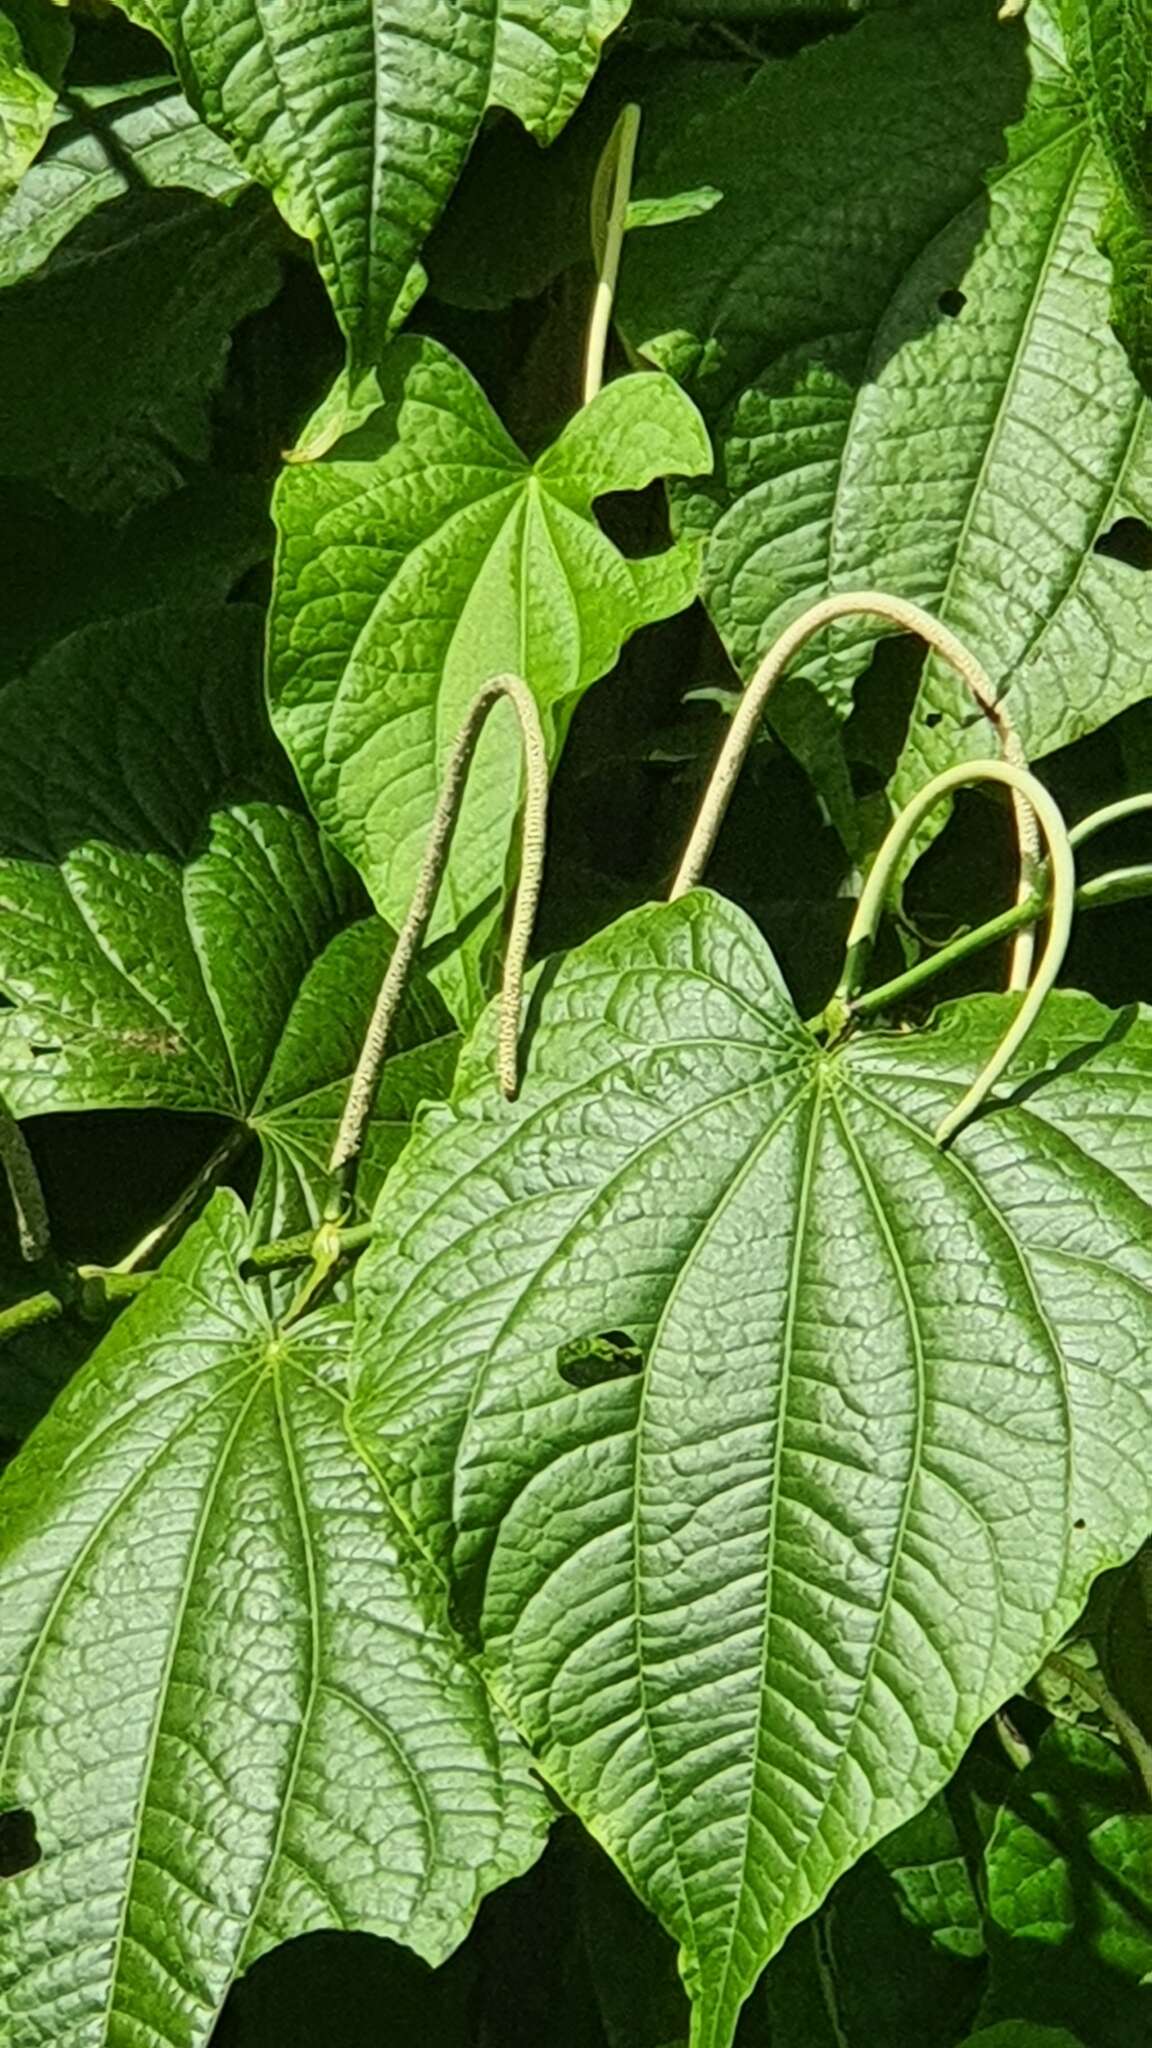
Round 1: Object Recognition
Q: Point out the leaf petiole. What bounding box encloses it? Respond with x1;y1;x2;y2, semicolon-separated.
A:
113;1127;250;1273
841;857;1152;1026
1069;791;1152;850
843;886;1048;1022
0;1221;378;1350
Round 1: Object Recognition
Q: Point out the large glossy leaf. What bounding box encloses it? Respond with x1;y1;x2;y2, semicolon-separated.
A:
0;605;456;1239
619;0;1152;834
352;888;1152;2048
268;334;709;1021
113;0;630;377
0;183;285;517
0;0;70;205
0;1193;548;2048
1065;0;1152;386
0;72;248;288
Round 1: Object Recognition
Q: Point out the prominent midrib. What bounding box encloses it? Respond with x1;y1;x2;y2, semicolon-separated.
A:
232;1359;323;1976
688;1078;822;2038
339;478;523;888
918;124;1093;695
100;1366;270;2037
433;483;537;941
0;1360;257;1797
215;2;339;311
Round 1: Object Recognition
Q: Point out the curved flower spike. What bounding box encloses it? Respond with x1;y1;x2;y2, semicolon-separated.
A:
837;759;1076;1147
669;590;1040;988
329;674;548;1192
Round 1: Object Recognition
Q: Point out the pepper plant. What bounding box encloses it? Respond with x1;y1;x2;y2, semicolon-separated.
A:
1;3;1152;2046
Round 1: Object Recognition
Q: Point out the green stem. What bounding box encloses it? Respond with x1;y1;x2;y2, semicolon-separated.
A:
1077;862;1152;908
845;860;1152;1024
114;1126;249;1273
583;102;641;406
244;1222;374;1274
0;1288;69;1340
0;1266;150;1347
836;760;1076;1147
0;1224;375;1350
1070;792;1152;850
1045;1651;1152;1808
847;889;1047;1020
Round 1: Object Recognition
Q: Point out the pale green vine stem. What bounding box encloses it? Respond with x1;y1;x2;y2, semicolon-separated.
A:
1068;791;1152;851
0;1113;50;1263
328;673;549;1191
1078;863;1152;909
583;102;641;407
837;760;1076;1148
837;859;1152;1025
669;590;1040;988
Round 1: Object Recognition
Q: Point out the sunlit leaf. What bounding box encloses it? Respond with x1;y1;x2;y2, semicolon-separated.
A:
620;0;1152;837
353;888;1152;2048
0;0;70;206
268;334;709;1020
1065;0;1152;387
0;605;456;1241
113;0;630;376
0;1195;547;2048
0;71;248;288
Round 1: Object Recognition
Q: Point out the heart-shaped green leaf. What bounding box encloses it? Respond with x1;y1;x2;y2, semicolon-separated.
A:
0;605;456;1240
0;1193;548;2048
620;0;1152;834
114;0;629;377
268;335;710;1021
352;888;1152;2048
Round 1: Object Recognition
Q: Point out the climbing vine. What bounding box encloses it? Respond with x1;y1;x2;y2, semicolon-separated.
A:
1;3;1152;2046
